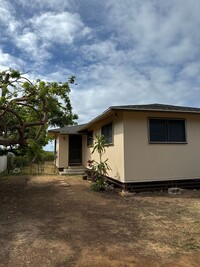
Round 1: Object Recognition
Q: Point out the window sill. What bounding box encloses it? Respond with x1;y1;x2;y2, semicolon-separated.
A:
105;143;114;147
87;143;114;147
149;142;187;144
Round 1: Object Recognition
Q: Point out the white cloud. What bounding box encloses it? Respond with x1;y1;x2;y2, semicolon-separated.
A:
0;1;91;62
14;31;51;61
15;0;72;11
106;0;200;65
30;12;90;45
70;62;169;123
179;63;200;79
80;40;124;64
0;2;21;36
0;49;24;70
160;38;198;64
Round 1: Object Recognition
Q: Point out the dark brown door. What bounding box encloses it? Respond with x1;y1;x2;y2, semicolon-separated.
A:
69;135;82;165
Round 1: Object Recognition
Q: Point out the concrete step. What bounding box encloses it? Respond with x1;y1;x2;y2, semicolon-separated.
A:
68;165;85;169
59;171;85;175
59;167;86;175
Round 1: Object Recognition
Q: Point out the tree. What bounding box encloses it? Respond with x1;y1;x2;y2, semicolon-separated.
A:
89;135;111;191
0;68;77;158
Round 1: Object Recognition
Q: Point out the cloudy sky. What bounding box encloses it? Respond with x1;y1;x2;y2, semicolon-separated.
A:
1;0;200;125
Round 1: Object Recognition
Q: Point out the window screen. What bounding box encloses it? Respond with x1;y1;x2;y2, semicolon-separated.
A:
87;131;93;146
149;119;186;143
101;123;113;144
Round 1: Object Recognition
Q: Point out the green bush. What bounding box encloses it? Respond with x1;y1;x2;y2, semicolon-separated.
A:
90;178;108;192
13;155;29;167
42;151;54;162
89;135;111;192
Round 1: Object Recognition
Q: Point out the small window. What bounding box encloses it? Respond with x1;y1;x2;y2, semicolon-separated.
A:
149;119;186;143
101;123;113;144
87;131;93;146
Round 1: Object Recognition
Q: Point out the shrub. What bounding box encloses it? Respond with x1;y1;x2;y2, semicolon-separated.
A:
89;135;111;192
90;178;108;192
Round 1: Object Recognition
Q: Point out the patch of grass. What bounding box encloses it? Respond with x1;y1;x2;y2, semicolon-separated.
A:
173;238;200;251
90;178;108;192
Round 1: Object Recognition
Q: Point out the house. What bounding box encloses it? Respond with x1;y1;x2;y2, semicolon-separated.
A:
48;104;200;191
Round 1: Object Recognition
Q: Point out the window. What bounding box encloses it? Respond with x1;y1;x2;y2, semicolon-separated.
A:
149;119;186;143
87;131;93;146
101;123;113;144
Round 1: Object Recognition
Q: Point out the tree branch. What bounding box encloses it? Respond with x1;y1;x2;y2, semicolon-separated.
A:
0;138;26;146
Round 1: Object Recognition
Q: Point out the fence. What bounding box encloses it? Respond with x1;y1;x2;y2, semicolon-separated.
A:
0;156;7;173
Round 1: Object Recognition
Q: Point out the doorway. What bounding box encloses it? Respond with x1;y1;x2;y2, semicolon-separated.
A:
68;135;82;165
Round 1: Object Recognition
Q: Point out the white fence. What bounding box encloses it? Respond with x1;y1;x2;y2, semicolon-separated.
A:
0;156;7;173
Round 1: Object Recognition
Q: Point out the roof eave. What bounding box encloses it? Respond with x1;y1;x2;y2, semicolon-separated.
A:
48;131;59;138
78;106;200;132
109;106;200;114
78;107;113;132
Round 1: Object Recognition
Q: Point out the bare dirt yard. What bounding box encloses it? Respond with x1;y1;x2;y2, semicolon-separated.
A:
0;173;200;267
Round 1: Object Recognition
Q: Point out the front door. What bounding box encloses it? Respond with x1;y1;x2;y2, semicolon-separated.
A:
68;135;82;165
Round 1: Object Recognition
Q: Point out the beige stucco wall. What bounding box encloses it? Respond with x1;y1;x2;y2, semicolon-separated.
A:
123;111;200;182
55;136;59;166
56;135;68;168
83;112;125;182
82;134;89;167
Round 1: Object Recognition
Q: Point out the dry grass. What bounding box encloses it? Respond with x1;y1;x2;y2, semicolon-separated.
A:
127;192;200;259
0;174;200;266
20;161;58;175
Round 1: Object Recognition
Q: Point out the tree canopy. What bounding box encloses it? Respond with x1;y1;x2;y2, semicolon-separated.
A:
0;68;77;158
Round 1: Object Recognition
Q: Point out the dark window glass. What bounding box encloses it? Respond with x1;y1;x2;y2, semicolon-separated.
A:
149;119;186;143
149;119;167;142
101;123;113;144
87;131;93;146
168;120;186;142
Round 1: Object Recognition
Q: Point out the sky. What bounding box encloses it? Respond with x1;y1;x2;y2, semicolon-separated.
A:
1;0;200;128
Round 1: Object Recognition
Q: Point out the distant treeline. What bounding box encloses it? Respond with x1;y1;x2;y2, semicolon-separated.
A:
42;151;55;162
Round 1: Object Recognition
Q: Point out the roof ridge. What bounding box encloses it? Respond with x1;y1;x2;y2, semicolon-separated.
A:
109;103;200;110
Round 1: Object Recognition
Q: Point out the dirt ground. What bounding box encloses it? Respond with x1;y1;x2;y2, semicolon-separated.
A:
0;174;200;267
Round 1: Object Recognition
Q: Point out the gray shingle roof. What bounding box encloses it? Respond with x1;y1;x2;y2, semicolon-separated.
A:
110;103;200;113
48;124;87;134
49;104;200;134
77;103;200;132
